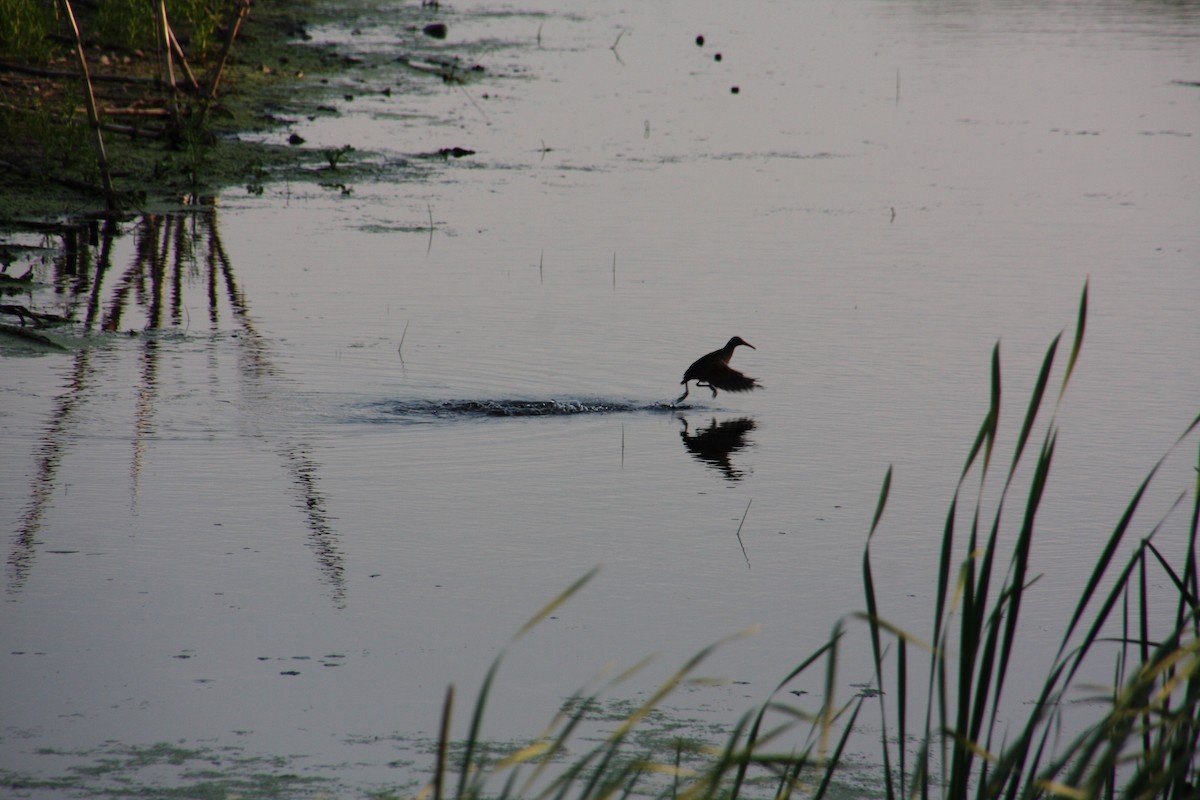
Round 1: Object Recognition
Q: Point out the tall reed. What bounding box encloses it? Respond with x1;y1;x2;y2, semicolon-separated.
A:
860;282;1199;800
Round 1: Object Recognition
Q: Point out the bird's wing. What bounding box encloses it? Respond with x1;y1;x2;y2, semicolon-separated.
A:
708;365;758;393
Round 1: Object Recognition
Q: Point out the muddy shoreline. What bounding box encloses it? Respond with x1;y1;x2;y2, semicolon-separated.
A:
0;1;464;223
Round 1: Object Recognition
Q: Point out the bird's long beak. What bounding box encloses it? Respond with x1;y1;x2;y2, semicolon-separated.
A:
745;342;756;349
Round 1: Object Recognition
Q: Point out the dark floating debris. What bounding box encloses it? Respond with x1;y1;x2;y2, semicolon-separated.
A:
730;86;740;94
414;147;476;159
288;132;305;146
714;53;722;62
695;34;705;47
396;54;485;84
423;23;448;39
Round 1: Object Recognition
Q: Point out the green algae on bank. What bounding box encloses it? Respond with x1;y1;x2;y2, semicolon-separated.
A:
0;0;455;221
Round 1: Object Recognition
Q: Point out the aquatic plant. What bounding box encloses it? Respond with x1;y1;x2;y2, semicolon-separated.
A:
412;282;1200;800
322;144;355;171
859;281;1200;799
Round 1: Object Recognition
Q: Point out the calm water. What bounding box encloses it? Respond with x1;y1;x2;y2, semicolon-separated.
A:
3;0;1199;795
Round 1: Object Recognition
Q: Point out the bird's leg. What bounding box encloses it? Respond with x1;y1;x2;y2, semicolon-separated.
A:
698;381;718;398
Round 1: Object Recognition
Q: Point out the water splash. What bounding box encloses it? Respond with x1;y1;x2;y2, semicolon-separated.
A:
364;398;679;422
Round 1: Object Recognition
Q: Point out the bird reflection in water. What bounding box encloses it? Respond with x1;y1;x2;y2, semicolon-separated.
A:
679;416;757;482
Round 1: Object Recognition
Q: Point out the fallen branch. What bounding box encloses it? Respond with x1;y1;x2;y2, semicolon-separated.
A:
1;304;70;327
0;61;188;90
0;323;68;350
98;122;167;139
97;107;172;117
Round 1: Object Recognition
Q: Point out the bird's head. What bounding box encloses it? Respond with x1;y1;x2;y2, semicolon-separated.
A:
728;336;755;350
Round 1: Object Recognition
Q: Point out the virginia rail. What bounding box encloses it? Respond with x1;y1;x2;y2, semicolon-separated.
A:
677;336;761;403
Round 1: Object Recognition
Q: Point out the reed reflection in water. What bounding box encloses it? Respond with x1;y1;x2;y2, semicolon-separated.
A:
6;210;345;606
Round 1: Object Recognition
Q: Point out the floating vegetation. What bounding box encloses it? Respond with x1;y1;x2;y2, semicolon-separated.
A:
0;740;329;799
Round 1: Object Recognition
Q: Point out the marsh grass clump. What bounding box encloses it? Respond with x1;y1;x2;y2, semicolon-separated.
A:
322;144;355;170
0;0;288;213
0;0;58;61
89;0;227;58
0;0;227;61
858;281;1200;799
415;282;1199;800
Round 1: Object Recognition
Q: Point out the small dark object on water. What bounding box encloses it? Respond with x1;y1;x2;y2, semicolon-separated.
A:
714;53;722;62
423;23;448;39
730;86;740;94
695;34;705;46
677;336;761;403
438;147;475;158
288;132;305;146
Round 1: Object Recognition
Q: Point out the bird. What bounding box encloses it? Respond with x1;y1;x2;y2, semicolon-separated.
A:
677;336;761;403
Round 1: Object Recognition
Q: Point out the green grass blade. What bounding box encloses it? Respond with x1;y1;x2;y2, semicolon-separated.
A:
459;568;599;798
926;493;958;792
812;697;864;800
1059;279;1088;400
896;637;907;800
609;626;759;744
986;343;1001;474
820;620;843;762
862;466;895;800
988;433;1056;761
435;684;454;800
1056;453;1164;663
458;656;504;798
728;638;837;798
870;465;892;539
516;566;599;640
1009;332;1060;483
1178;423;1200;628
933;497;957;653
959;344;1001;488
1146;529;1199;610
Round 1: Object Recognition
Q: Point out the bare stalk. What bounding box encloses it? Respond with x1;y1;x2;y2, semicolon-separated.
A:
57;0;116;210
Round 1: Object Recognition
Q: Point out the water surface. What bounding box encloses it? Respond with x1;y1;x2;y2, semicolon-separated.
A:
3;0;1198;795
